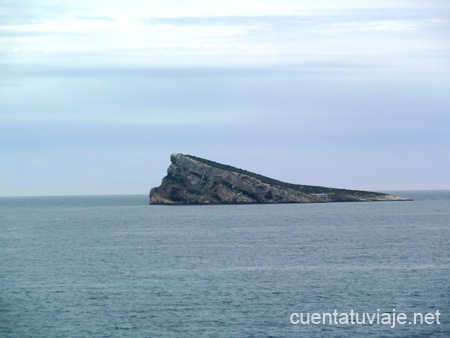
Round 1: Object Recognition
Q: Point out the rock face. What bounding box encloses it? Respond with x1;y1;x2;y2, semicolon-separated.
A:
149;154;411;204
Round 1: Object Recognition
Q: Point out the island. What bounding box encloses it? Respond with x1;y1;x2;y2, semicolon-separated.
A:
149;153;411;204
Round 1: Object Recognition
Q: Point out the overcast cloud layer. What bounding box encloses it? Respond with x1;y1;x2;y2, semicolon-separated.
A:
1;0;449;196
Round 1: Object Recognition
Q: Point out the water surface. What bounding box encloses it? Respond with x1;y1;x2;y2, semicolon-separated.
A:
1;191;449;337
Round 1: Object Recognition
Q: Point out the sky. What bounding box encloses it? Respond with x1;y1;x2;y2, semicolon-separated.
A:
1;0;449;196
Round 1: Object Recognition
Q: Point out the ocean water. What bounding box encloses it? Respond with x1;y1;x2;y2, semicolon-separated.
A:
0;191;449;337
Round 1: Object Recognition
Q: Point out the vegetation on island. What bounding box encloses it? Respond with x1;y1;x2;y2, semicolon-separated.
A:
184;154;388;197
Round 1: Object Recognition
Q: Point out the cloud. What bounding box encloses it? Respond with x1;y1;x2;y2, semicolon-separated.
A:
1;2;449;75
0;1;69;25
140;9;449;31
2;6;448;73
77;16;116;21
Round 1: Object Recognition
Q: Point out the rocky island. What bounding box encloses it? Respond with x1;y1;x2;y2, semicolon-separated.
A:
149;154;411;204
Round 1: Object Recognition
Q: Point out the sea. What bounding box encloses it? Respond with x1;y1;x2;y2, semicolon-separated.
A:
0;190;449;337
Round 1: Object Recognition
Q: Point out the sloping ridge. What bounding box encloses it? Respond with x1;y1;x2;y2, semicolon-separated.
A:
149;153;412;204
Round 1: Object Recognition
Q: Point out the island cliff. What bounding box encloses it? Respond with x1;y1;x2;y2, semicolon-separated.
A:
149;154;411;204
